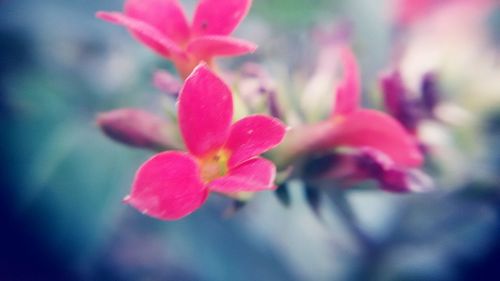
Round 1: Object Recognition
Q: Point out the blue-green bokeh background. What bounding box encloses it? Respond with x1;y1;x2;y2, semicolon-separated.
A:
2;1;500;280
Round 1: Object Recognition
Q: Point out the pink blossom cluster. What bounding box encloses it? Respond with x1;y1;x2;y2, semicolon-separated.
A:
96;0;433;220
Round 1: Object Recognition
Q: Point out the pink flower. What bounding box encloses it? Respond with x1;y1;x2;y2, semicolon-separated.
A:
97;0;257;78
393;0;494;27
288;46;423;168
327;47;424;167
124;64;286;220
325;47;429;191
279;46;424;192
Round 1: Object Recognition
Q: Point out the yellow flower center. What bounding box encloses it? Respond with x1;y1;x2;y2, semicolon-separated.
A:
200;149;230;183
332;114;345;125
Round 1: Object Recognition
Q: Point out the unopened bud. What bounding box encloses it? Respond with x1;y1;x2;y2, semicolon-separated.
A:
153;70;181;97
421;72;440;113
237;63;283;118
380;70;405;117
97;108;177;151
380;70;420;132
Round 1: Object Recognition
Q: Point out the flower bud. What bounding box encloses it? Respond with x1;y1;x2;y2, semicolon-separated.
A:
380;70;421;132
237;63;283;118
421;72;440;114
97;108;177;151
153;70;181;97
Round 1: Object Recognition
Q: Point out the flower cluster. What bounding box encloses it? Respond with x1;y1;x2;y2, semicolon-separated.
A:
97;0;434;220
97;0;256;79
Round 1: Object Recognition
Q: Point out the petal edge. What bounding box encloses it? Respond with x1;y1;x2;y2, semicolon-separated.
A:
332;109;423;167
187;36;257;61
124;0;190;45
178;64;233;157
208;157;276;193
127;151;208;220
96;11;185;59
332;46;360;116
225;114;286;168
192;0;252;36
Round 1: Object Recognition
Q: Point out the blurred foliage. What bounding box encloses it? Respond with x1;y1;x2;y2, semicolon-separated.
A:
252;0;339;27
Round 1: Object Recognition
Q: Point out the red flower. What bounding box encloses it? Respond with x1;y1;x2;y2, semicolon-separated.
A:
125;64;286;220
97;0;257;78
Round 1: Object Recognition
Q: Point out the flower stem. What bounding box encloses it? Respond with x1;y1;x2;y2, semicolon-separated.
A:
328;189;375;252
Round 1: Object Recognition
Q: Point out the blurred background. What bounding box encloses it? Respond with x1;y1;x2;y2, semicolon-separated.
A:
1;0;500;280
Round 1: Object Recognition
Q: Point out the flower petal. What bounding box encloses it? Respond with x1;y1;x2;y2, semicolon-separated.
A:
380;70;406;118
421;72;440;112
124;0;190;44
380;70;421;132
208;157;276;192
354;147;433;192
224;115;286;167
332;109;423;167
126;151;208;220
187;35;257;61
380;168;434;193
191;0;252;36
96;11;185;59
332;46;360;116
178;64;233;157
394;0;435;27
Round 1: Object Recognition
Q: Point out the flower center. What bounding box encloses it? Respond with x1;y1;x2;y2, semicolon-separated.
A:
332;114;345;125
200;150;230;183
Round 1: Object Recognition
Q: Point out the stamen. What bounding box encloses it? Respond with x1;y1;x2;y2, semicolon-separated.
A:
200;150;230;182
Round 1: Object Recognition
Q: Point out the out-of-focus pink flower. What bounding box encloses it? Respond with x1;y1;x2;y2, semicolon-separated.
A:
394;0;442;27
393;0;494;28
97;0;257;78
282;46;424;191
292;47;423;167
97;108;177;151
125;64;286;220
